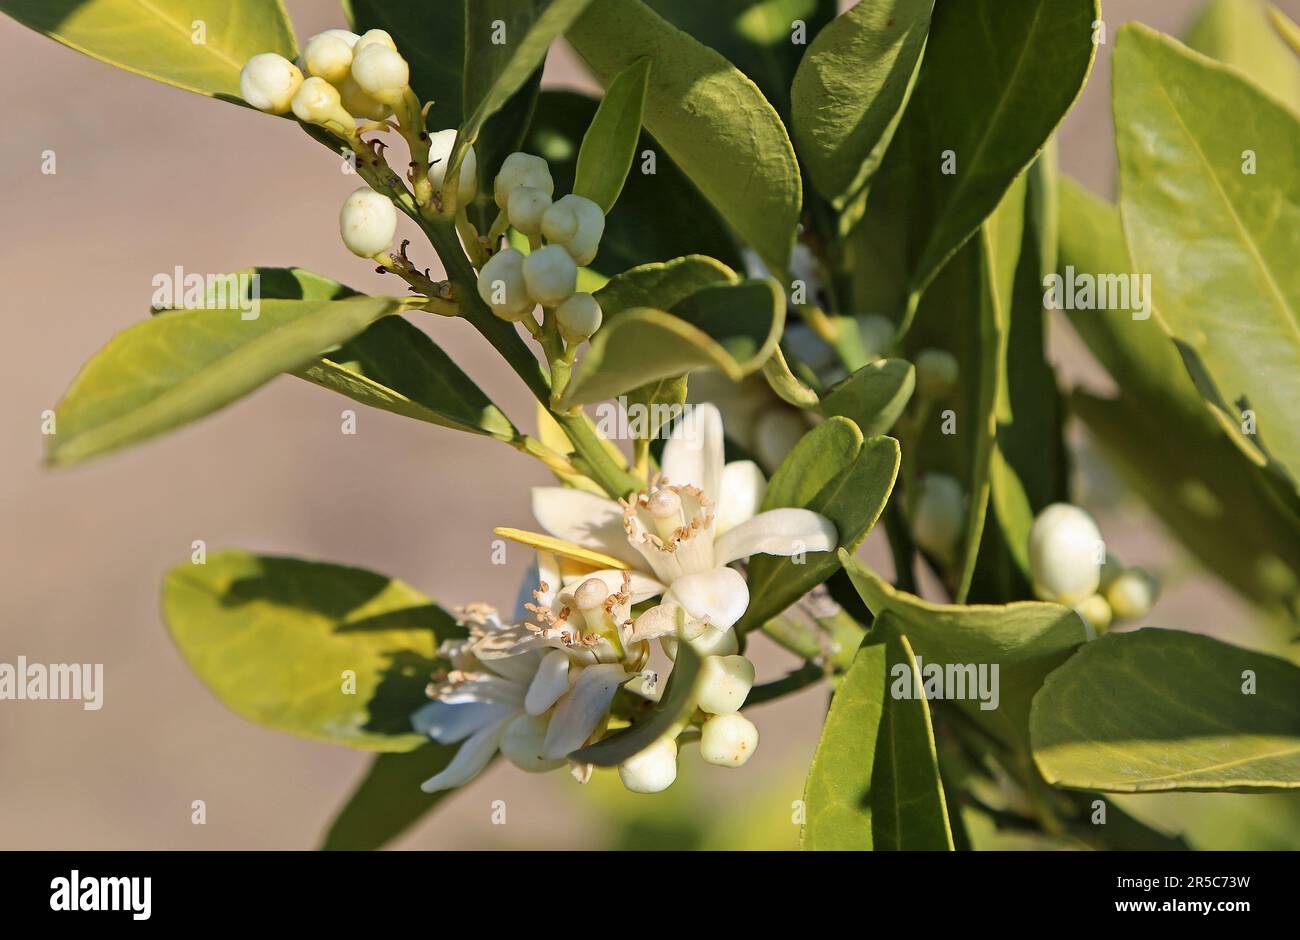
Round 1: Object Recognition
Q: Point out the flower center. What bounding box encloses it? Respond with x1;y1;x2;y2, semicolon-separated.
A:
620;480;717;583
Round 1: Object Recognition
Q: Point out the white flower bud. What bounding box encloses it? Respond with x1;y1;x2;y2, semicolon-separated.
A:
494;152;554;209
694;654;755;715
1074;593;1113;633
662;624;739;661
426;129;477;206
618;736;678;793
350;43;409;104
857;314;896;360
302;33;353;84
338;75;392;120
522;245;578;306
1105;568;1158;622
500;713;566;773
700;713;758;768
1029;503;1104;605
508;186;553;237
354;28;397;52
911;473;965;561
477;248;534;321
915;348;959;399
291;77;351;128
556;293;602;345
544;194;604;265
239;53;304;115
339;187;397;258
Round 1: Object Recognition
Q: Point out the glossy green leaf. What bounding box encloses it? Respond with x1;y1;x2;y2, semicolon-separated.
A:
572;645;700;765
739;418;900;634
594;255;737;317
791;0;933;206
855;0;1096;326
1116;25;1300;488
820;358;915;438
562;278;784;406
840;551;1088;747
1185;0;1300;110
575;56;652;212
1031;629;1300;792
163;551;455;752
762;346;821;408
802;612;953;850
345;0;464;123
321;745;459;850
48;295;402;466
443;0;595;205
0;0;296;102
524;91;743;276
567;0;802;269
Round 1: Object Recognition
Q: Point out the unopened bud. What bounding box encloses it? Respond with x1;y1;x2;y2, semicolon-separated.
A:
291;77;352;129
1029;503;1104;605
522;245;578;306
239;53;303;115
508;186;553;238
476;248;534;321
339;187;397;258
694;654;755;715
338;75;392;120
354;28;397;52
303;33;353;84
495;152;553;209
618;736;678;793
350;43;409;104
915;348;959;399
556;293;603;345
911;473;965;561
427;129;477;206
700;713;758;767
1105;568;1158;622
1074;593;1113;633
543;194;604;265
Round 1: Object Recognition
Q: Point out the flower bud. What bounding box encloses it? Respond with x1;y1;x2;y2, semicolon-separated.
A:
338;75;391;120
915;348;959;399
239;53;303;115
495;152;553;209
556;293;602;345
857;314;896;360
662;624;739;661
543;194;604;265
508;186;553;238
618;736;678;793
1029;503;1104;605
911;473;965;561
476;248;534;321
700;713;758;767
694;654;755;715
522;245;578;306
354;28;397;52
350;43;409;104
500;713;566;773
291;77;352;128
1074;593;1113;633
1105;568;1159;622
339;187;397;258
302;33;353;84
426;129;477;207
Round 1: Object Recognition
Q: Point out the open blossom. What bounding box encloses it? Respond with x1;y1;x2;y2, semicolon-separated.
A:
530;404;838;629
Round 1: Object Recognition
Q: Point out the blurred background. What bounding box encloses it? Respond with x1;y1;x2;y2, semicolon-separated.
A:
2;0;1298;850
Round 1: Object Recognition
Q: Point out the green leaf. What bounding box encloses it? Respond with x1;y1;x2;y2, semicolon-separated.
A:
802;612;953;851
1271;4;1300;57
739;419;900;634
48;295;402;466
594;255;738;317
567;0;802;270
321;746;458;850
0;0;296;102
162;551;456;752
1115;24;1300;489
571;645;700;766
345;0;464;124
575;56;652;212
561;278;784;406
840;551;1088;747
762;346;821;408
1185;0;1300;110
855;0;1097;326
444;0;595;205
524;91;744;276
791;0;933;206
1031;629;1300;792
819;358;915;438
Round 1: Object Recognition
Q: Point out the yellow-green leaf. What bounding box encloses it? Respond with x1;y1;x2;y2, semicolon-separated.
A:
575;56;652;212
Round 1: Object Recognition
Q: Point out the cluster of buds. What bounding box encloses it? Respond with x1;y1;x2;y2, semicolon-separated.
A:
1028;503;1159;631
475;152;606;346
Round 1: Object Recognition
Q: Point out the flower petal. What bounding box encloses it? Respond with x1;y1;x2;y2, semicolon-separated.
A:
420;714;512;793
531;487;644;566
560;567;666;604
541;663;628;759
411;700;516;745
715;460;766;535
525;650;571;715
713;508;837;567
662;403;725;501
628;603;682;643
665;567;750;631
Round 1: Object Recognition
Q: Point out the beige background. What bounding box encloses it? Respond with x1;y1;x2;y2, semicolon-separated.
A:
0;0;1292;849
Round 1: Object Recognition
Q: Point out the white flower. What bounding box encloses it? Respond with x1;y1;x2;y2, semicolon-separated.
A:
339;187;397;258
556;292;602;345
350;43;409;104
522;245;578;305
1029;503;1103;604
542;194;604;265
495;152;553;209
529;404;837;626
700;713;758;767
476;247;534;321
302;32;353;85
427;129;478;207
239;53;303;115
